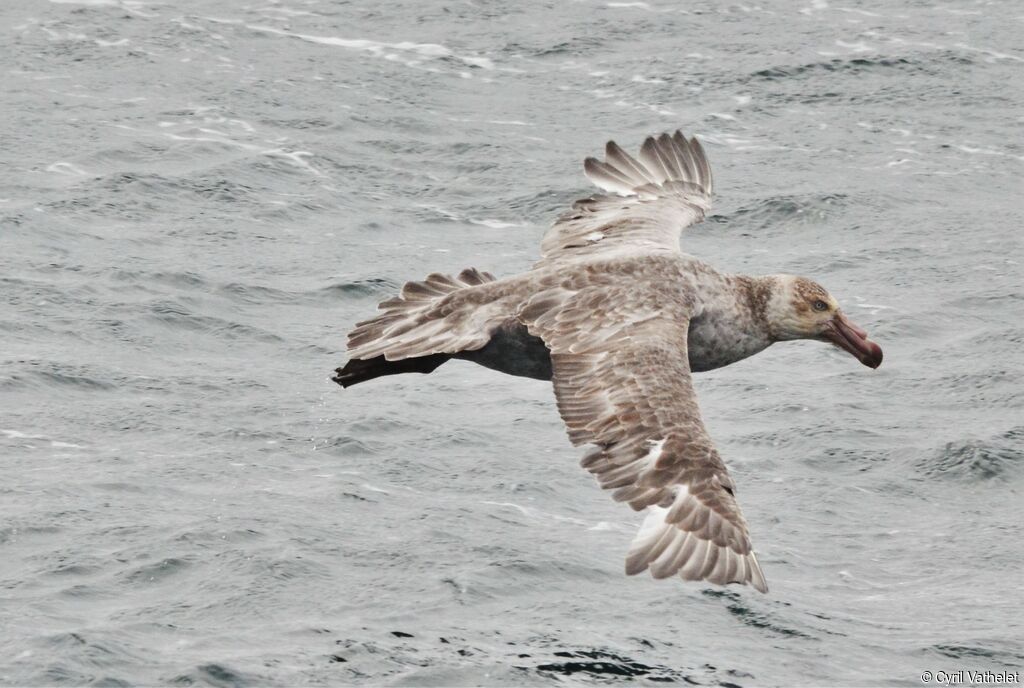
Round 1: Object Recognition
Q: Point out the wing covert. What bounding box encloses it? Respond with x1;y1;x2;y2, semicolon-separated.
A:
516;277;768;593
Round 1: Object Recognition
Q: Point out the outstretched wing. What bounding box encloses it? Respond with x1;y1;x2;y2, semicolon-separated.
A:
538;131;714;267
516;274;767;593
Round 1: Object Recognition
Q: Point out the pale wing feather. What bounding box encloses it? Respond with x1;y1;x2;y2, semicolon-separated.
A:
346;268;506;361
517;274;767;593
538;131;714;267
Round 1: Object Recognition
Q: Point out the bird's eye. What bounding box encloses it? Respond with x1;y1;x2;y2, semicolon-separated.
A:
812;300;829;312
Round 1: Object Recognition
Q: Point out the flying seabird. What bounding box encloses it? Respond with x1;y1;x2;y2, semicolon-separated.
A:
334;130;883;593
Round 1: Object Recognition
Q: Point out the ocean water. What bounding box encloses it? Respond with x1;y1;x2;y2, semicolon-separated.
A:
2;0;1022;685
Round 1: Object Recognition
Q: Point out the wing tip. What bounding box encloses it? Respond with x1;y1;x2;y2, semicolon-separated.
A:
747;552;769;593
626;499;769;594
586;128;713;197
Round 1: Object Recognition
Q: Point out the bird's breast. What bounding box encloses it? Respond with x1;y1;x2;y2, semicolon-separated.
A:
687;313;772;372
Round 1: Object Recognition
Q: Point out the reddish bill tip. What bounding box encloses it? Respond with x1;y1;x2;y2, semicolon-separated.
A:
860;340;883;369
825;312;883;369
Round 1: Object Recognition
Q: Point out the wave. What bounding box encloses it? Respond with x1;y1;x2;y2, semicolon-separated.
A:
710;193;851;233
919;427;1023;482
1;362;117;392
749;52;974;82
146;300;285;343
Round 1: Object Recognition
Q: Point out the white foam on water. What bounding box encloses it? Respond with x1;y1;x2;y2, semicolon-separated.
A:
468;219;523;229
630;75;665;84
954;42;1023;62
154;125;327;175
256;7;318;18
40;27;88;41
799;0;829;15
482;501;617;531
2;429;46;440
245;24;495;72
46;162;89;176
462;56;495;69
835;7;881;17
611;99;676;117
836;39;874;53
444;117;532;126
261;149;322;176
956;144;1024;161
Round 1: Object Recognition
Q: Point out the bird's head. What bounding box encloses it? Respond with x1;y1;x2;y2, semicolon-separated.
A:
767;275;883;369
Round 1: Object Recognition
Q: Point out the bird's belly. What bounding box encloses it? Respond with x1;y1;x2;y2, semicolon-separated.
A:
457;320;554;380
459;318;768;380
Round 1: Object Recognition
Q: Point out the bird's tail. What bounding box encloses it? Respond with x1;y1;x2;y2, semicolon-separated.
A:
333;353;452;388
333;268;503;387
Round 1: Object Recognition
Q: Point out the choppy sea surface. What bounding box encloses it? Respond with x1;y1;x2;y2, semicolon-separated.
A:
2;0;1022;685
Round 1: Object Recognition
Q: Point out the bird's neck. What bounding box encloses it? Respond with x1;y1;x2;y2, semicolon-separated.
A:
685;273;777;372
729;274;782;342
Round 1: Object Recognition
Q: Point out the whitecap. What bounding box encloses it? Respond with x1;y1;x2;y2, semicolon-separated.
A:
482;501;600;530
256;7;317;17
260;149;322;176
956;144;1023;161
2;429;45;439
836;39;874;53
835;7;881;17
245;24;494;72
954;43;1023;63
46;162;89;176
630;75;666;84
469;218;522;229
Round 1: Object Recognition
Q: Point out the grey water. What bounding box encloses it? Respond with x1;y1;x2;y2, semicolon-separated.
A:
2;0;1022;685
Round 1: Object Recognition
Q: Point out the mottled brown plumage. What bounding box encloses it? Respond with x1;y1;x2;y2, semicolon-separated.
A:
334;130;883;594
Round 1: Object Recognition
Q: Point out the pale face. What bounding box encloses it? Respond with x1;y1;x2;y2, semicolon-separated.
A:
771;276;883;368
